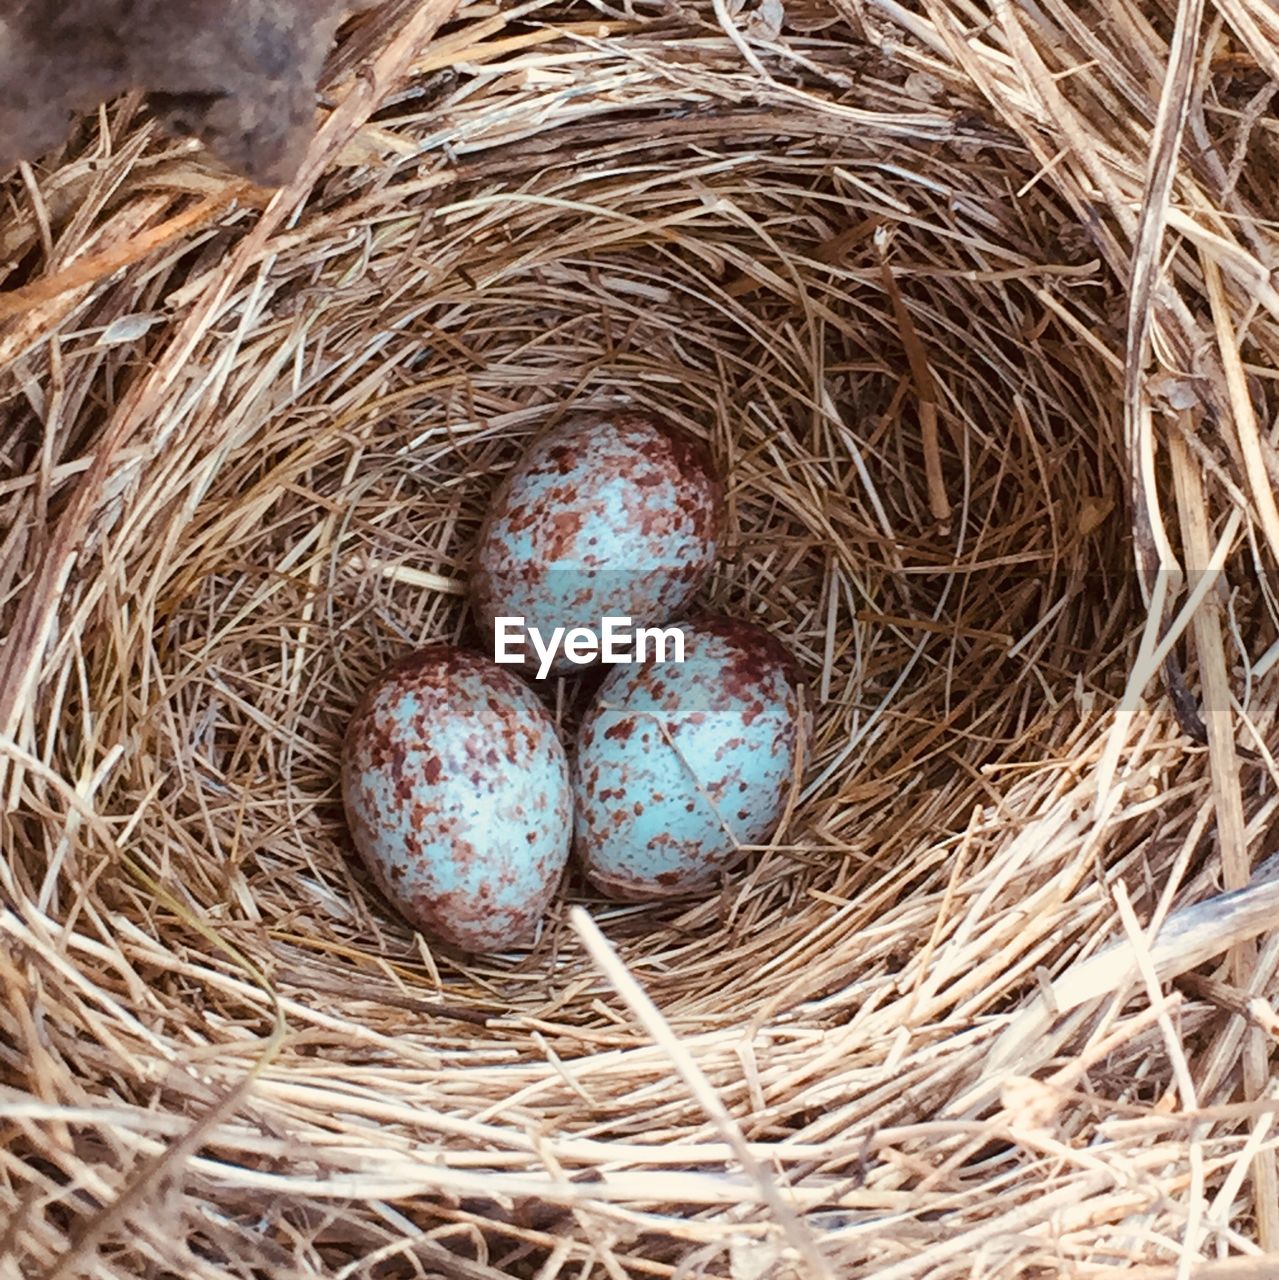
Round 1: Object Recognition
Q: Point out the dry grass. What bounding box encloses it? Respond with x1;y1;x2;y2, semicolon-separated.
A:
2;0;1279;1275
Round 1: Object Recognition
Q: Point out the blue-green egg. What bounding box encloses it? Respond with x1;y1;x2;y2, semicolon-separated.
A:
573;617;805;898
341;646;571;951
470;411;722;677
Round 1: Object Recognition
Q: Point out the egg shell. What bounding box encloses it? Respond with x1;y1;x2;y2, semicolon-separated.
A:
341;645;571;951
471;411;722;676
573;616;805;899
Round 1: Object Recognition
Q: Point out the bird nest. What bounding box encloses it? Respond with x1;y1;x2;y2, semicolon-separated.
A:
3;0;1279;1276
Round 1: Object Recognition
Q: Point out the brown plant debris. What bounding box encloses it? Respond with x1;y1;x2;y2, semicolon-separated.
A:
0;0;379;183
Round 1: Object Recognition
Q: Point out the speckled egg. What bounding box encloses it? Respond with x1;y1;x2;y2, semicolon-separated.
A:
573;616;806;899
341;646;571;951
471;411;722;677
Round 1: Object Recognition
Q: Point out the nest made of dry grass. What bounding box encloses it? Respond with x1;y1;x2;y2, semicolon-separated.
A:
3;0;1279;1276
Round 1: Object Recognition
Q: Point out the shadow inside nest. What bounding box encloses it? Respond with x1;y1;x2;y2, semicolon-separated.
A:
126;141;1144;1013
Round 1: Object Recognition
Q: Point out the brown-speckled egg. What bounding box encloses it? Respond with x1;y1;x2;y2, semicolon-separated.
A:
471;411;722;677
341;646;571;951
573;616;806;899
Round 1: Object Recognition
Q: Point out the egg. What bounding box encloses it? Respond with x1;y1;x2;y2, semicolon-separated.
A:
573;616;806;899
471;411;722;677
341;645;571;951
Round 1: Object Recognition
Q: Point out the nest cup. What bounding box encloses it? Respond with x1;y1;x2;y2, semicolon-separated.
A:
4;1;1279;1275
